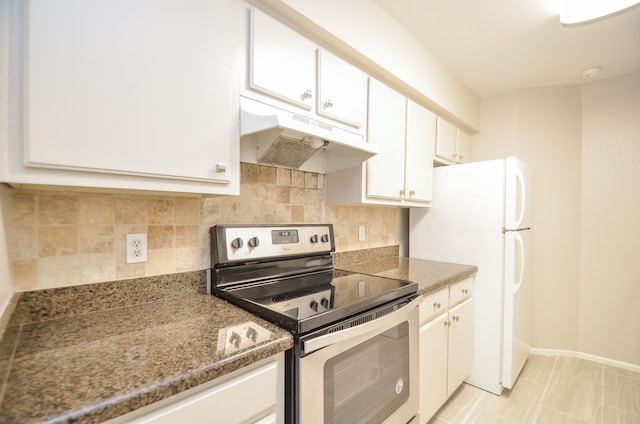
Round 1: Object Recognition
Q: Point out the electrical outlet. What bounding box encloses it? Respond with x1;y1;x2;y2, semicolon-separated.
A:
125;233;147;264
358;225;366;241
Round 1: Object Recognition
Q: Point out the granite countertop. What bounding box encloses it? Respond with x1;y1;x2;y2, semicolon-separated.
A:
337;255;478;296
0;271;293;423
0;249;476;423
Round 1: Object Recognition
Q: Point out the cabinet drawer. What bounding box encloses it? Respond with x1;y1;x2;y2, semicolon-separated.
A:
121;358;279;424
449;277;473;306
419;288;449;324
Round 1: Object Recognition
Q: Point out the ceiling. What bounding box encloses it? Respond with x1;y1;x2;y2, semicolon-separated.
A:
374;0;640;98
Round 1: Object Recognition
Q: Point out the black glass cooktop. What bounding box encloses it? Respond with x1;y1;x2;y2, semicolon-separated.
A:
213;269;417;333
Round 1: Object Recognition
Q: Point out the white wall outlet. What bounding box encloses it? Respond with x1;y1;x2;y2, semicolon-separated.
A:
358;225;366;241
125;233;147;264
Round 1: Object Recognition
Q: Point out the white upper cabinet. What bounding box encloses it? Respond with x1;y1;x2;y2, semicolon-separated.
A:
456;129;473;164
435;118;458;163
316;49;367;127
247;8;366;130
326;78;434;207
435;118;472;165
3;0;239;195
405;100;436;203
249;7;316;110
366;78;407;201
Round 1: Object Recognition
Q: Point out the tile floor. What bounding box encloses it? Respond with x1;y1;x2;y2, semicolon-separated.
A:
427;355;640;424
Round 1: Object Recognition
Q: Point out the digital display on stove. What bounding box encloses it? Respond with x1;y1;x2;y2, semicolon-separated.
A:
271;229;299;244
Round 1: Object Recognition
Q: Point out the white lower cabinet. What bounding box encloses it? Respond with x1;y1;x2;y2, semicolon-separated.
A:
419;312;448;421
419;279;474;423
107;354;283;424
446;299;474;397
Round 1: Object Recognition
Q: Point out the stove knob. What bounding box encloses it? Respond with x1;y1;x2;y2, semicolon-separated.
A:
321;234;329;243
230;237;243;249
310;234;319;243
248;236;260;248
309;301;319;312
321;298;329;309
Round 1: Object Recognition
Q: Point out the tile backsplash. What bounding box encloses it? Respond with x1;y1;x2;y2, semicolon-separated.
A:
8;163;399;291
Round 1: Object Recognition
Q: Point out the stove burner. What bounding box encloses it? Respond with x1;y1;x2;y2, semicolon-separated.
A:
210;224;417;333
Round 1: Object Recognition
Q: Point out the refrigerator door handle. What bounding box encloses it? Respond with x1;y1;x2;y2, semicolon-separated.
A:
513;231;525;294
502;227;531;233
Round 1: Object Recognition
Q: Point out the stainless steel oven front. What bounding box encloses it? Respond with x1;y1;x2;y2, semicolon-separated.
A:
296;296;421;424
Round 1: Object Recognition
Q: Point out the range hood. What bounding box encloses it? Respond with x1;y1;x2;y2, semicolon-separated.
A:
239;97;377;173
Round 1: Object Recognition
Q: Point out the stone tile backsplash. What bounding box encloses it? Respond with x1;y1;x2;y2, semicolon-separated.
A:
8;163;399;291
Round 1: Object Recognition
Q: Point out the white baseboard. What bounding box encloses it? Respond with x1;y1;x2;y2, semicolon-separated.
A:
530;348;640;374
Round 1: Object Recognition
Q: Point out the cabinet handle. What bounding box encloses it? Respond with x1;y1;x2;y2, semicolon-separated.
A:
452;315;459;322
462;288;469;295
444;320;450;327
400;189;405;197
302;89;313;100
324;99;334;108
215;163;227;173
433;302;441;309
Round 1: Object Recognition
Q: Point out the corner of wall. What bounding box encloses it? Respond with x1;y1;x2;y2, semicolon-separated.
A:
0;184;15;316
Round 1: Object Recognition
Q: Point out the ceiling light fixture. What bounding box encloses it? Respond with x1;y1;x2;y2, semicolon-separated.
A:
559;0;640;25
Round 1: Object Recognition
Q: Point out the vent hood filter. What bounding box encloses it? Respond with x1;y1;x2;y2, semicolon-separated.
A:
258;135;327;169
240;97;377;172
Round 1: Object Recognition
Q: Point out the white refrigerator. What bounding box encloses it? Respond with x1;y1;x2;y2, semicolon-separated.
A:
410;157;532;395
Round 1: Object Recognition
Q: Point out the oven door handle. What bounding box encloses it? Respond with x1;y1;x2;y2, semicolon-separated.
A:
301;295;422;355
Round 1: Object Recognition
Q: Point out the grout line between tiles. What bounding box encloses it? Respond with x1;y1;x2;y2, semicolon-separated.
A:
432;355;640;424
600;362;605;424
531;355;557;423
459;388;485;424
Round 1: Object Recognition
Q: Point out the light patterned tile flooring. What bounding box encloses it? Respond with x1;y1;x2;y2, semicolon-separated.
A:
427;355;640;424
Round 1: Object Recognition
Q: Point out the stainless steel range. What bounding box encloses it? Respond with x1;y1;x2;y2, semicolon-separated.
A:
210;224;421;424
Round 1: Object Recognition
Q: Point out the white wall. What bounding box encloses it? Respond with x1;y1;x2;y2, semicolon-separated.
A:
0;186;13;314
473;72;640;367
254;0;480;132
473;87;583;353
0;0;14;314
579;72;640;365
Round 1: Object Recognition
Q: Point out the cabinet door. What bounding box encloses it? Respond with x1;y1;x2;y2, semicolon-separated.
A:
316;49;367;128
366;78;406;201
447;299;474;397
26;0;236;188
249;7;315;110
435;118;457;163
419;313;448;424
456;130;472;164
405;101;436;204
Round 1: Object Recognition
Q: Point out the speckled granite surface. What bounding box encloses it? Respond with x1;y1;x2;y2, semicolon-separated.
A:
0;271;293;423
337;255;478;296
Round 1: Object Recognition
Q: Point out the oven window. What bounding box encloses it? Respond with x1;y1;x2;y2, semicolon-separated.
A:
323;322;410;424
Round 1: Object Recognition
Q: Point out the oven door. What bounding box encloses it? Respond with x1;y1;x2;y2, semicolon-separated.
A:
297;296;421;424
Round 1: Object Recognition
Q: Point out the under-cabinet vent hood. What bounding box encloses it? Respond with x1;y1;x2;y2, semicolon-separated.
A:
239;97;377;173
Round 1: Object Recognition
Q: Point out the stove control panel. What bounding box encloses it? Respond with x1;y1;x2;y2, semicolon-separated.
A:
212;224;335;264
